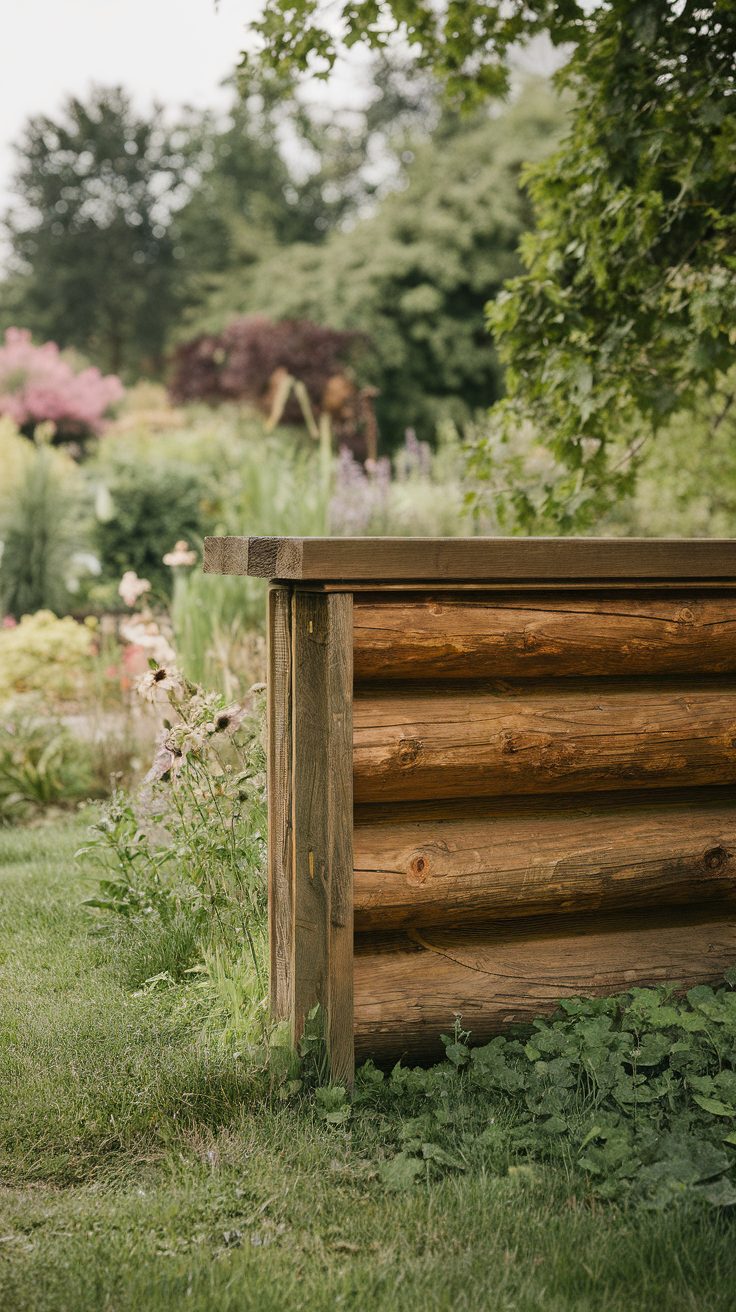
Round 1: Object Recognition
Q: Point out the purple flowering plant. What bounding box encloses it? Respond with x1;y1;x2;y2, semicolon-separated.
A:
79;667;267;984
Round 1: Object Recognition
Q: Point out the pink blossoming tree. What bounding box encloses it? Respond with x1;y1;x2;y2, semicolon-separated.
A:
0;328;124;441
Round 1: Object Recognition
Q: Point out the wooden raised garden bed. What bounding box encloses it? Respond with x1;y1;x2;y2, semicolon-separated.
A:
204;536;736;1083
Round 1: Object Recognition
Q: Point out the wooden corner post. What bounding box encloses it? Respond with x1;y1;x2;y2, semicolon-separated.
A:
268;583;354;1085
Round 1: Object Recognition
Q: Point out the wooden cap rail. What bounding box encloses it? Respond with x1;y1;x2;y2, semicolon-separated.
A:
205;536;736;1083
204;535;736;583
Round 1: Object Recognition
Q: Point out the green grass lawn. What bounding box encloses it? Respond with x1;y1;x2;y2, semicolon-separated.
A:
1;818;735;1312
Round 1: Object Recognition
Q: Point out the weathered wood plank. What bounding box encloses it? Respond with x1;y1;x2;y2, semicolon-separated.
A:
353;593;736;680
353;909;736;1062
267;586;293;1020
353;791;736;929
353;680;736;803
204;536;736;582
291;590;354;1084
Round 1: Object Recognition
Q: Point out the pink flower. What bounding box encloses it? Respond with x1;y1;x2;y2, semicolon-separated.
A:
118;570;151;608
119;619;176;666
0;328;124;436
163;540;197;568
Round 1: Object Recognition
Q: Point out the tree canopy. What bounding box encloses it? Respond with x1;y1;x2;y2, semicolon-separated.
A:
192;88;562;440
2;88;191;377
249;1;736;525
1;67;441;381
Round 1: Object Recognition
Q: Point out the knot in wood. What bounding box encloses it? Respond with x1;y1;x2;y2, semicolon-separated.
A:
397;737;421;768
676;606;695;626
704;845;728;870
501;731;518;755
407;853;429;886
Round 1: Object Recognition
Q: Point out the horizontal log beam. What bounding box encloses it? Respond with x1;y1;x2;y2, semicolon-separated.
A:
353;909;736;1063
353;593;736;680
353;793;736;930
353;681;736;802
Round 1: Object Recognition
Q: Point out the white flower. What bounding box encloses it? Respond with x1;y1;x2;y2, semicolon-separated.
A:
118;570;152;607
136;666;185;701
163;540;197;568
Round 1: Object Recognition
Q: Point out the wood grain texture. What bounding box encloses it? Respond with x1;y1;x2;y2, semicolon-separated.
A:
353;791;736;929
267;586;293;1020
353;909;736;1062
353;680;736;803
204;536;736;583
291;590;354;1084
353;592;736;680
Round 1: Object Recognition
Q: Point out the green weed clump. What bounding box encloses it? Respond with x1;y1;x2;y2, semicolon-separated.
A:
344;981;736;1210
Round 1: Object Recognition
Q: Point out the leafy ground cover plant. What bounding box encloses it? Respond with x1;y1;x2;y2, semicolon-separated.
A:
347;980;736;1210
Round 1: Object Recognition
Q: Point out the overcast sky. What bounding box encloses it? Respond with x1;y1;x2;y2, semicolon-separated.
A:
1;1;261;210
1;1;560;267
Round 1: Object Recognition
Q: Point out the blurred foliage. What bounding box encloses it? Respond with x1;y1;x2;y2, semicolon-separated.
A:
330;425;479;535
604;367;736;540
169;315;365;413
251;1;736;519
0;693;139;823
1;61;439;385
195;88;563;440
2;88;192;378
0;706;93;822
0;435;86;618
92;457;212;599
173;58;434;301
0;612;95;703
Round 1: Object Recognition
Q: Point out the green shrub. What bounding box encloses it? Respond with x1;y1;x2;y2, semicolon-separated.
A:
0;708;93;823
0;611;95;704
0;439;87;617
93;456;212;597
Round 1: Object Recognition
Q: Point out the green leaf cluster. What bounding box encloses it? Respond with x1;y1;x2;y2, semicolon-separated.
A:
250;1;736;521
487;1;736;525
351;979;736;1208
